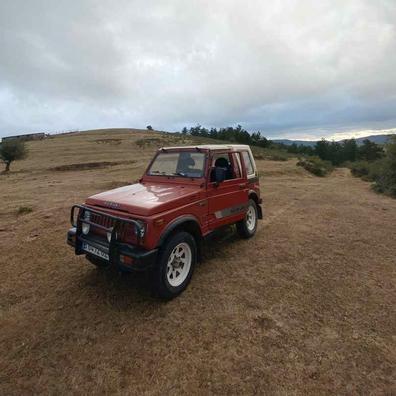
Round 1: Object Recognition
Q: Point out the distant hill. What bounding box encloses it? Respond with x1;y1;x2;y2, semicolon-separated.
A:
272;139;317;147
354;134;395;145
273;133;395;146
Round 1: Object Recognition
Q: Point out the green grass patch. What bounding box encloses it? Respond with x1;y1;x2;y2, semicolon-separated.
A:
17;206;33;215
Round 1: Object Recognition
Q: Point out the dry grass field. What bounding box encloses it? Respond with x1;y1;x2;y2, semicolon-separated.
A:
1;129;395;395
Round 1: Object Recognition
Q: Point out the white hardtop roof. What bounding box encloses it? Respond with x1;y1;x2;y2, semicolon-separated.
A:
161;144;251;151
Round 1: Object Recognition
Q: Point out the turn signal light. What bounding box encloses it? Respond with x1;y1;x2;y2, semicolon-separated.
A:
120;255;134;265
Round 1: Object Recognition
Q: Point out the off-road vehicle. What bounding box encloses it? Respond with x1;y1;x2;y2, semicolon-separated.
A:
67;144;262;299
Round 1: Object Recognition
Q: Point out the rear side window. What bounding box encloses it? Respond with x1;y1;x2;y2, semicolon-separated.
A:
241;151;255;176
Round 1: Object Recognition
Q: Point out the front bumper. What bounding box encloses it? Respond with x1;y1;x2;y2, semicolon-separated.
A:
67;227;158;271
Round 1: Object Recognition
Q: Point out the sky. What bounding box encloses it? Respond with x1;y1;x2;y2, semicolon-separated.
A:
0;0;395;140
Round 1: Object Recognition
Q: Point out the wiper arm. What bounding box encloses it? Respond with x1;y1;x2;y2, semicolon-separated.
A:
151;170;189;177
173;172;188;177
150;170;167;175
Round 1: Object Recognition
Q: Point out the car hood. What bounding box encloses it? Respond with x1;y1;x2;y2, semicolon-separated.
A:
85;182;202;217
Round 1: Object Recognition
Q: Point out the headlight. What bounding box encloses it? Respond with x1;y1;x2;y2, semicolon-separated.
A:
107;229;112;243
82;211;90;235
136;221;146;238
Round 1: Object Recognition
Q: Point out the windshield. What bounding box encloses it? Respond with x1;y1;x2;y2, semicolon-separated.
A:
148;151;206;178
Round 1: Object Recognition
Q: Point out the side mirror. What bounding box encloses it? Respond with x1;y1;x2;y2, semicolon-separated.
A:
213;167;226;185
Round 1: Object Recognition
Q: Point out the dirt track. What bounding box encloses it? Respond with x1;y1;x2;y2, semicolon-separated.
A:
1;131;395;394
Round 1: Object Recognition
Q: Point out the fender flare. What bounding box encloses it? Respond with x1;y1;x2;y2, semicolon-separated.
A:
157;215;203;248
248;191;263;219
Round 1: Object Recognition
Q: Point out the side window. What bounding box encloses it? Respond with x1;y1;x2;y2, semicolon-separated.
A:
231;153;242;179
241;151;255;176
210;153;235;181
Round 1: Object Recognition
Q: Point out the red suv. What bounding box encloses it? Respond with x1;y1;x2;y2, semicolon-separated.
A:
67;144;262;299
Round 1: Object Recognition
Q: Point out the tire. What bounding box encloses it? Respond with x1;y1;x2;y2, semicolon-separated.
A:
236;199;258;238
86;255;110;268
151;231;197;300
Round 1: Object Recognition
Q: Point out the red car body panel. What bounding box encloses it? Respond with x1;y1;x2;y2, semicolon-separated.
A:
86;182;203;217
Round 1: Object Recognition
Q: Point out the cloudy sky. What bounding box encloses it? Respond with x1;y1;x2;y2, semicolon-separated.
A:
0;0;395;140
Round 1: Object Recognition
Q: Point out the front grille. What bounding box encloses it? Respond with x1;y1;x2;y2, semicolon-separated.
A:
89;212;137;244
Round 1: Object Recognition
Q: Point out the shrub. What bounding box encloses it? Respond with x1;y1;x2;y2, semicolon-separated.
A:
371;138;396;197
17;206;33;215
268;153;288;161
350;137;396;198
297;157;333;177
136;138;163;147
350;161;370;178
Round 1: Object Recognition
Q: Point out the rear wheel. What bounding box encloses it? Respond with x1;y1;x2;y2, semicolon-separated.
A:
151;231;196;300
236;199;258;238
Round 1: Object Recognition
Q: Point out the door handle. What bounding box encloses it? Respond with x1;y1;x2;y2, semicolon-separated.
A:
239;183;247;189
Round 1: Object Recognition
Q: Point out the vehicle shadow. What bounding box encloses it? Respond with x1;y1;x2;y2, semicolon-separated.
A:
79;264;157;309
201;225;239;261
76;225;240;309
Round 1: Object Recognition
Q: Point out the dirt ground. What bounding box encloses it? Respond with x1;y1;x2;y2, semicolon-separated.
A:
1;130;395;395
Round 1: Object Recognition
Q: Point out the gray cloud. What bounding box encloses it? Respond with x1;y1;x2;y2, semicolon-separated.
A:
0;0;395;139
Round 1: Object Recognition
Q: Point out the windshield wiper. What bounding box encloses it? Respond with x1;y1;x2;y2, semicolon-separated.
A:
150;170;191;177
150;170;167;175
172;172;188;177
150;170;185;177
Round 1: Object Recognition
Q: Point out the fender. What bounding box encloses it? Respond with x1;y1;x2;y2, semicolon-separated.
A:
157;215;202;247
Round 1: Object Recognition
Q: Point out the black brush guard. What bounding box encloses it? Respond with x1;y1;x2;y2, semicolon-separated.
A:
68;204;157;271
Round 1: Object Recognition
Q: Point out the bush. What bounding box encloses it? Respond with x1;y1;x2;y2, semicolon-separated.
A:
17;206;33;215
350;137;396;198
350;161;370;178
268;153;288;161
136;138;163;147
297;157;333;177
371;150;396;197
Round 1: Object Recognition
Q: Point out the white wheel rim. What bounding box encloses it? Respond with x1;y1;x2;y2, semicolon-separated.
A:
166;242;192;287
246;205;256;232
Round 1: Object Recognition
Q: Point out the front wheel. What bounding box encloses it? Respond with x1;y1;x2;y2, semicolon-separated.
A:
236;199;258;238
151;231;197;300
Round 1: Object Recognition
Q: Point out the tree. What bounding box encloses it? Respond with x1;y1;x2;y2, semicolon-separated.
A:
385;135;396;163
179;124;269;149
328;141;343;165
190;124;202;136
342;139;358;162
146;125;153;131
358;139;384;161
315;139;331;161
0;139;28;172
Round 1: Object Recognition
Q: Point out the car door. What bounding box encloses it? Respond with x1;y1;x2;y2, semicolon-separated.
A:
206;151;249;230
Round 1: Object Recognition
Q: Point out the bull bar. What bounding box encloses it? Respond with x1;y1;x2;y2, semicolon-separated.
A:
68;204;157;271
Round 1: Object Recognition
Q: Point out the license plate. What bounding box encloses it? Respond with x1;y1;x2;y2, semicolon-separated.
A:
82;242;109;261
